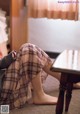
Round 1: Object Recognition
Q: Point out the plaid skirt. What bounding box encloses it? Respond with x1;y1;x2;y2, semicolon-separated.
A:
0;43;53;109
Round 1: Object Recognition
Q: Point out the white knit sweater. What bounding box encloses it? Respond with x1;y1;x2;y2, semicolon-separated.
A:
0;9;8;44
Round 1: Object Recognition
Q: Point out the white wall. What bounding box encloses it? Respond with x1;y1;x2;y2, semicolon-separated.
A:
28;18;80;53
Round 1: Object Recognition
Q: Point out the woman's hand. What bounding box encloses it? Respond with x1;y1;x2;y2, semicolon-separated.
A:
12;51;17;60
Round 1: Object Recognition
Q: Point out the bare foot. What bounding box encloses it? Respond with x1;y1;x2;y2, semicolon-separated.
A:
32;93;57;105
73;83;80;89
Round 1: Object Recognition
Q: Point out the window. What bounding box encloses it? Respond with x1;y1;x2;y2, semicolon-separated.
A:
28;0;79;20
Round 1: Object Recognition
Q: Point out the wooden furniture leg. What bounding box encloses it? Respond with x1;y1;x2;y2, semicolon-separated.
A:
65;74;80;112
56;73;68;114
65;82;73;112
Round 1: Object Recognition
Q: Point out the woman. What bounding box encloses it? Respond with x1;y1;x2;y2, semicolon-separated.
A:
0;43;79;110
0;43;61;110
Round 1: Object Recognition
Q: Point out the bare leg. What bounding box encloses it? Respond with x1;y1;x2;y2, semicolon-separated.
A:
43;63;80;89
43;63;61;81
31;72;57;104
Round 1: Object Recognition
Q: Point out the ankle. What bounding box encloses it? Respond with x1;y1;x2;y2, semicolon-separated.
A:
32;90;45;98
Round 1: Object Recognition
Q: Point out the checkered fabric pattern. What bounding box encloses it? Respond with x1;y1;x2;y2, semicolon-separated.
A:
0;43;53;109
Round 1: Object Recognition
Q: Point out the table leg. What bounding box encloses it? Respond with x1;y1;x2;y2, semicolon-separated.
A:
56;73;68;114
65;82;73;112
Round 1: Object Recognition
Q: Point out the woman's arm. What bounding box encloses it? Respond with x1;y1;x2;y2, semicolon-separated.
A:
0;51;17;69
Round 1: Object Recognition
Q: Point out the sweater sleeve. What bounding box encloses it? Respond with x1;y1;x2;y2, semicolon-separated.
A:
0;51;16;69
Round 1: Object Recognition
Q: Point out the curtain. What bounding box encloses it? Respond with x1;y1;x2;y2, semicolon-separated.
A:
28;0;79;20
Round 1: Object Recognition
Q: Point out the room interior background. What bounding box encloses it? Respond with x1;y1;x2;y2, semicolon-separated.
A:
0;0;80;54
28;18;80;53
28;0;80;53
0;1;80;114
